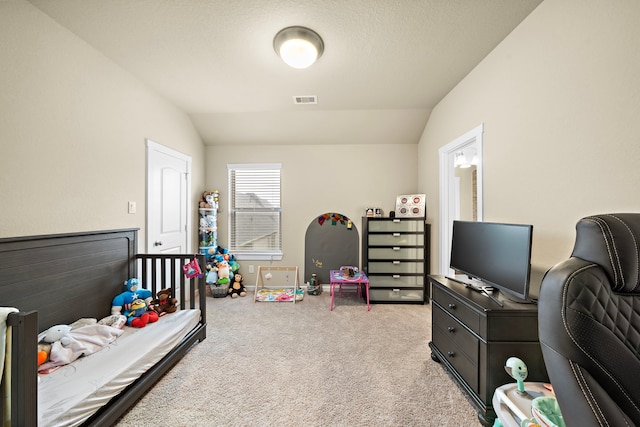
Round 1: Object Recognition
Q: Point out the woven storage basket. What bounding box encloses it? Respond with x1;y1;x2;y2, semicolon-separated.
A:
209;283;229;298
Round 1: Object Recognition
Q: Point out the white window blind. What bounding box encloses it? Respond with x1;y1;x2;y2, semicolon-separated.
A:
228;163;282;260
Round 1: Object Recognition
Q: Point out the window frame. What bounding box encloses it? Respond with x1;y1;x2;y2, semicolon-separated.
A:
227;163;283;261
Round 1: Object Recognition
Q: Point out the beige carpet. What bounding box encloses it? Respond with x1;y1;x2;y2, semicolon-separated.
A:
115;290;480;427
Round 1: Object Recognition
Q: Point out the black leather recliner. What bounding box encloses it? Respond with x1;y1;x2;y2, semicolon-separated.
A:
539;213;640;426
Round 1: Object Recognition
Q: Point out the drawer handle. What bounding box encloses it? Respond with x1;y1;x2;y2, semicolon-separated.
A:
392;247;400;251
393;219;400;223
447;326;455;333
447;351;455;358
392;275;400;279
392;261;400;264
393;233;401;237
448;303;456;310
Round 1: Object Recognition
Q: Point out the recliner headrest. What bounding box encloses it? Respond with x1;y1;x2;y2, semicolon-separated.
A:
571;213;640;292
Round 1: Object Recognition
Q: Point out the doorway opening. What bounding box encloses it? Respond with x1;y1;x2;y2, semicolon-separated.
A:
438;124;484;275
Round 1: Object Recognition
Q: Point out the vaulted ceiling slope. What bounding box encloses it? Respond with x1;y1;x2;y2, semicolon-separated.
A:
28;0;543;146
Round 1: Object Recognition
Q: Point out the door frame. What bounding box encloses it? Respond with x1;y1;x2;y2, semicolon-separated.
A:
438;123;484;274
146;139;192;252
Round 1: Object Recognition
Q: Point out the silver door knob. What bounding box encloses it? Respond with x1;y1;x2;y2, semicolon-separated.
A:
154;241;163;246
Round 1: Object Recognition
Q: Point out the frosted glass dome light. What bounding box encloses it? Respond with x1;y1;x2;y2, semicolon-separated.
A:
274;26;324;69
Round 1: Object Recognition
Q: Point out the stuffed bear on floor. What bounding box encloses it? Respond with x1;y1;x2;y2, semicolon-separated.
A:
228;273;246;298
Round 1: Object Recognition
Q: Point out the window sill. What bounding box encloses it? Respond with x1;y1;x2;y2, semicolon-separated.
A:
233;252;283;261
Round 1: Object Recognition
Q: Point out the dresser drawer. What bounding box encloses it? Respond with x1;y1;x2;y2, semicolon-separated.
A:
432;285;480;335
368;275;423;288
432;305;478;364
369;288;424;302
368;261;423;274
367;233;424;246
368;219;424;233
432;326;479;393
368;247;424;260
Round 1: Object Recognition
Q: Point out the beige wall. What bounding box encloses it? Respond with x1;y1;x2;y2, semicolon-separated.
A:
418;0;640;284
6;0;640;289
205;144;418;284
0;1;205;250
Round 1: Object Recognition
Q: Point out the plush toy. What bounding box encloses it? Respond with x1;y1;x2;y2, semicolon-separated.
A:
41;324;73;346
111;278;153;316
217;260;230;285
37;343;51;366
124;298;159;328
199;190;219;209
183;256;203;279
37;324;72;365
228;273;247;298
151;288;178;316
206;265;218;285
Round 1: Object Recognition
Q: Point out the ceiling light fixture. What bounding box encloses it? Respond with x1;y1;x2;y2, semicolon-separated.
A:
274;26;324;69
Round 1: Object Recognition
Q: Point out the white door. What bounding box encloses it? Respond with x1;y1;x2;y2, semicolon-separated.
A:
146;140;191;254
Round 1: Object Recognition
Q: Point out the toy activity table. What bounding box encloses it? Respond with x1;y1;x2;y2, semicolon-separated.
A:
329;269;370;311
492;382;555;427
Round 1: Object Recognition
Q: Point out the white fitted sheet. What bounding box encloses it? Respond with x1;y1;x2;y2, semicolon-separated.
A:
38;309;200;427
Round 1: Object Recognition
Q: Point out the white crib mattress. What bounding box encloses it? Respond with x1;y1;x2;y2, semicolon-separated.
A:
38;309;201;427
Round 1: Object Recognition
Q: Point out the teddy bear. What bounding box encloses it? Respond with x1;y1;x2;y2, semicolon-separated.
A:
228;273;247;298
111;278;153;316
151;288;178;316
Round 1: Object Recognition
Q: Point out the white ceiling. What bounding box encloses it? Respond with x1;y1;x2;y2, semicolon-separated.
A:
28;0;543;146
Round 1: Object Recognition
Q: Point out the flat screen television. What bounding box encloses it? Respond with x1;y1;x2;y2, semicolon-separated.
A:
449;220;533;302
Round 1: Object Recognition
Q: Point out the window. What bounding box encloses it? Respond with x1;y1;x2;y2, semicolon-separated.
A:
228;163;282;260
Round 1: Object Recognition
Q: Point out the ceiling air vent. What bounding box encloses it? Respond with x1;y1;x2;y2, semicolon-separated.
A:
293;95;317;105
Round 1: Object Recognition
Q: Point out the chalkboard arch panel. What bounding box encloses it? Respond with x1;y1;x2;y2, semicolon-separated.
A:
304;213;359;285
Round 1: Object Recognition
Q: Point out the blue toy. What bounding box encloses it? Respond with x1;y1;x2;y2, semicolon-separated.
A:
123;298;159;328
111;278;153;316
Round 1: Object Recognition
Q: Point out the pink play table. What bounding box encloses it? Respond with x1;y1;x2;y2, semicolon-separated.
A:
329;269;370;311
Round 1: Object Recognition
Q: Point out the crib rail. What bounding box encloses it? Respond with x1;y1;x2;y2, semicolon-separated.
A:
2;311;38;427
135;253;207;316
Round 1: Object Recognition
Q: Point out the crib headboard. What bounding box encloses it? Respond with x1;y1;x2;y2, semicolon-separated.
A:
0;228;138;332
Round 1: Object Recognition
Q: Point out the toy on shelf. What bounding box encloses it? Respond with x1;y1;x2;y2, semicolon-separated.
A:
199;190;219;257
199;190;219;210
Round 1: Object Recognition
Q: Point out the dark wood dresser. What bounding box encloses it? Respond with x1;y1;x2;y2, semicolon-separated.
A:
428;275;548;426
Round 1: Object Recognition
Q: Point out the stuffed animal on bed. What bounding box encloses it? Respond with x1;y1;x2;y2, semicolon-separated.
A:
37;324;73;365
41;324;73;346
151;288;178;316
111;278;153;316
124;298;159;328
228;273;247;298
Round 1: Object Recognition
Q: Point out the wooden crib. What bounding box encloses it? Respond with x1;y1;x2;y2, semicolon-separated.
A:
0;228;206;426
